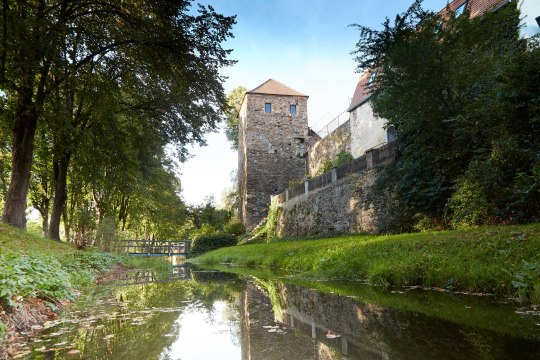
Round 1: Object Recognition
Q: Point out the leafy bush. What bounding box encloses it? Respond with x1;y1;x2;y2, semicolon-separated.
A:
356;2;540;229
0;252;73;307
0;249;120;308
511;261;540;303
319;150;354;174
223;217;245;236
92;216;118;251
190;233;237;257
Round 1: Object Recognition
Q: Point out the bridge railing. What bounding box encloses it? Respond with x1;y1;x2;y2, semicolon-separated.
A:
117;240;192;256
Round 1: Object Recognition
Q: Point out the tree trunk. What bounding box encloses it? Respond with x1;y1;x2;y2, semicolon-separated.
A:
49;154;70;241
2;100;37;229
62;206;70;243
42;207;49;238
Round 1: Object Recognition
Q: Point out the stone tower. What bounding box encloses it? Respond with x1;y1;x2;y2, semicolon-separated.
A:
238;79;309;230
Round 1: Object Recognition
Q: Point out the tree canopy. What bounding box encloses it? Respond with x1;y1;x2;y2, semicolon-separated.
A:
0;0;237;241
354;0;540;229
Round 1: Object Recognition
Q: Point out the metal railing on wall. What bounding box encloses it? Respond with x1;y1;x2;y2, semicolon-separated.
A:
273;141;399;205
315;111;350;139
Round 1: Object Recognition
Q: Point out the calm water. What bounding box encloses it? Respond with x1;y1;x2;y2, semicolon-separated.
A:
26;264;540;359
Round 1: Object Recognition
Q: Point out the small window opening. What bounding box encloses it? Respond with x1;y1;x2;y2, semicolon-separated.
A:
265;103;272;113
290;104;297;115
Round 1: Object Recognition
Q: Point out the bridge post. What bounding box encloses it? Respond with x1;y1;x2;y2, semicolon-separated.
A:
168;242;171;256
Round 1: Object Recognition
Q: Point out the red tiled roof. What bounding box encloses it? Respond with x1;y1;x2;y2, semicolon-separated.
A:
439;0;510;18
247;79;308;98
347;0;510;112
347;71;373;112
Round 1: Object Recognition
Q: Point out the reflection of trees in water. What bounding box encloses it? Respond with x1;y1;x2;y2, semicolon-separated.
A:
34;273;244;359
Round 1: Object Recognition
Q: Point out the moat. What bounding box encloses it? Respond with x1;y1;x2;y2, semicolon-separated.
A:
26;264;540;359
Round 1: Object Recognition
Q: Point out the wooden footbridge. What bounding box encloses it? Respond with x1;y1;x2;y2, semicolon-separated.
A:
117;240;191;257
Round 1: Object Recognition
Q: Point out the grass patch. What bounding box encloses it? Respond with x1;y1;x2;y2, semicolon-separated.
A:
0;223;169;323
191;223;540;303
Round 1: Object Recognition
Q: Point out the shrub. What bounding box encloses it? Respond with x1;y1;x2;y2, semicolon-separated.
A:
223;218;245;236
190;233;237;257
0;249;120;308
319;150;354;175
92;216;118;251
0;252;73;307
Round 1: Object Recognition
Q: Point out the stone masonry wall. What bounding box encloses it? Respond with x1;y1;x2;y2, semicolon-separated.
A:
307;120;351;177
275;169;394;237
239;93;308;230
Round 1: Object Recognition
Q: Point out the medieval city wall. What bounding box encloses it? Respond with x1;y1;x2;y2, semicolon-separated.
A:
307;120;351;177
274;141;399;237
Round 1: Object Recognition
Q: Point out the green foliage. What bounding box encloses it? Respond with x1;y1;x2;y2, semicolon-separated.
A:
356;2;539;228
190;233;237;257
224;86;247;150
1;0;235;232
223;217;245;237
265;201;283;241
0;224;134;308
511;261;540;303
0;248;125;307
92;216;118;252
0;252;73;307
319;150;354;175
179;196;236;240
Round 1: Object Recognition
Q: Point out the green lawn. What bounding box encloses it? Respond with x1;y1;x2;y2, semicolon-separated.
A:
191;223;540;303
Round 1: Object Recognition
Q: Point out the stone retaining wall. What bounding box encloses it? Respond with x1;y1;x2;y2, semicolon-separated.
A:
307;120;351;176
275;169;393;237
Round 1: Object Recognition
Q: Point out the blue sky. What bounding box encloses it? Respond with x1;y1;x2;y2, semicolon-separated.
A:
179;0;540;206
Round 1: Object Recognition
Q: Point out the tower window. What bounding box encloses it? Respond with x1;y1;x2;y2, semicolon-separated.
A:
265;103;272;113
290;104;297;115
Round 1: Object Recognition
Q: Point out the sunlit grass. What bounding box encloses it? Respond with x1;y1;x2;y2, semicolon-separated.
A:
191;223;540;302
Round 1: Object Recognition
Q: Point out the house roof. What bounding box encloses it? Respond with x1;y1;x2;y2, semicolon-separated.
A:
247;79;308;98
347;0;510;113
347;71;373;112
439;0;510;18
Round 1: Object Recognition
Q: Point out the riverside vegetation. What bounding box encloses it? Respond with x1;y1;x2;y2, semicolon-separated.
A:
191;223;540;304
0;224;168;356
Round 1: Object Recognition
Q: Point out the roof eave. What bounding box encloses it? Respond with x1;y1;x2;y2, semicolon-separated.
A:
347;96;371;112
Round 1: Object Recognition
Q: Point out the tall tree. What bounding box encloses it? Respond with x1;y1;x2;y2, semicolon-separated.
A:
0;1;235;229
224;86;246;150
354;1;539;227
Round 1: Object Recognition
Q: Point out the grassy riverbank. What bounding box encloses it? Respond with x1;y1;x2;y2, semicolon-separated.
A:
191;223;540;303
0;223;168;356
